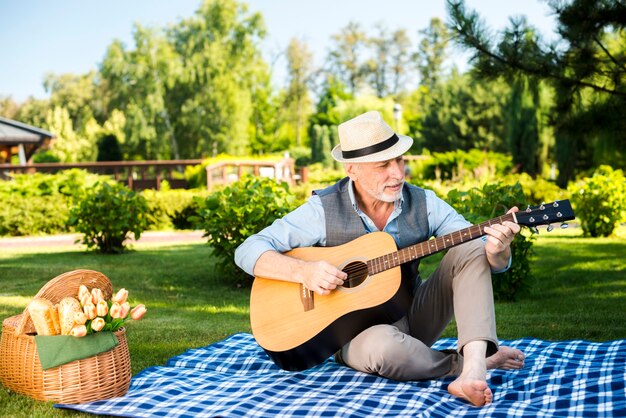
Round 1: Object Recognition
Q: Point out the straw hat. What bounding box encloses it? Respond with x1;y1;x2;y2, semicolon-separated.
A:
331;111;413;163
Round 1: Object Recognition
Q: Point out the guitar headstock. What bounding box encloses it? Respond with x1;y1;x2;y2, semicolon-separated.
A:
515;200;575;230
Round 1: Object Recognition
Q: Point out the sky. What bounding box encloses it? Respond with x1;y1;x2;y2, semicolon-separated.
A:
0;0;559;102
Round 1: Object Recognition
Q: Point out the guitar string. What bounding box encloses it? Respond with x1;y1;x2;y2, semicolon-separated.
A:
338;222;497;287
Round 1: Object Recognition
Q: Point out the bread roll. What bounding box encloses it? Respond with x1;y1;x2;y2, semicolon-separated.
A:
27;298;59;336
58;297;82;335
51;304;61;335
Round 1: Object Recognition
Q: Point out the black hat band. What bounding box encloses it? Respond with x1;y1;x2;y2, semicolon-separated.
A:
341;134;399;159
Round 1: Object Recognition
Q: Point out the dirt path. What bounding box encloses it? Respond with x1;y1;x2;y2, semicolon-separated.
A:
0;230;205;249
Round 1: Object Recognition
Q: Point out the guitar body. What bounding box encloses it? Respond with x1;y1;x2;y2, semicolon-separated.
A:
250;231;412;371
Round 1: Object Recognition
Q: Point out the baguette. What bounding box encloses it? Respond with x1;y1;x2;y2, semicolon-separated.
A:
27;298;59;336
58;297;82;335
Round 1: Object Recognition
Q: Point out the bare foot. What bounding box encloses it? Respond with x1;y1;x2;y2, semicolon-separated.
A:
486;346;525;370
448;375;493;406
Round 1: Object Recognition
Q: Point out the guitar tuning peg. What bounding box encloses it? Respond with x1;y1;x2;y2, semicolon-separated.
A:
540;202;545;210
531;227;539;234
560;222;569;229
526;205;532;213
547;224;554;232
553;201;559;207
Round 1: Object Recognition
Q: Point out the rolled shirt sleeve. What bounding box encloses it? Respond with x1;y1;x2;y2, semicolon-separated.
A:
234;196;326;276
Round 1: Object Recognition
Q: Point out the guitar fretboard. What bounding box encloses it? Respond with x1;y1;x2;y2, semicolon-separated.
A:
367;213;515;275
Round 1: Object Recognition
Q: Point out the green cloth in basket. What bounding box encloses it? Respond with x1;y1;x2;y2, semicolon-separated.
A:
35;332;119;370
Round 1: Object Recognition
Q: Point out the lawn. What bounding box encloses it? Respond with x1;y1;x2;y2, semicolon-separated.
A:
0;227;624;416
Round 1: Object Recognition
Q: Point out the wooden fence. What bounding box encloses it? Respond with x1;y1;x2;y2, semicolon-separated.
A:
0;158;300;191
205;158;297;191
0;160;202;190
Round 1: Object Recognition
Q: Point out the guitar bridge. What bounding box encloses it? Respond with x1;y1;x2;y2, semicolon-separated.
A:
300;285;314;311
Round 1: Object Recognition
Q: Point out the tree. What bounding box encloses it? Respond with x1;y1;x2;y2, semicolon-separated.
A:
327;22;368;95
247;61;284;155
309;75;352;124
504;75;554;177
167;0;266;157
97;134;123;162
416;72;509;153
448;0;626;185
45;106;97;162
363;26;413;98
0;96;19;119
388;29;413;96
283;37;314;147
416;18;451;90
100;25;182;160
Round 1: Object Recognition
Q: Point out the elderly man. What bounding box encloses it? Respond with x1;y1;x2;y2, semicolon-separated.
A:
235;110;524;406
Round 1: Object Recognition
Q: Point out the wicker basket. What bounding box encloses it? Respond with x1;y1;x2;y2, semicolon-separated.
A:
0;269;132;404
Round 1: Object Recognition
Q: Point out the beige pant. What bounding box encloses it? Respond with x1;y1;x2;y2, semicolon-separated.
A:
335;239;498;381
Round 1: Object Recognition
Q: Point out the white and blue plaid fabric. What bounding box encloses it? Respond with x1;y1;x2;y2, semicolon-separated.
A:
57;333;626;417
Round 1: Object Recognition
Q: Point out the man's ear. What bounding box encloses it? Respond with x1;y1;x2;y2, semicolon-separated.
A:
345;163;358;180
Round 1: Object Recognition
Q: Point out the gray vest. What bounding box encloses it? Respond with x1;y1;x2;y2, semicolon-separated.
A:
315;177;429;289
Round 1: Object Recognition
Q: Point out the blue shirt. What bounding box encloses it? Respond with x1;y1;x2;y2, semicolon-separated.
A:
234;179;511;276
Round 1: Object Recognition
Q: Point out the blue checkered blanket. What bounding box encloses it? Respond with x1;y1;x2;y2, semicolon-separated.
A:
56;333;626;417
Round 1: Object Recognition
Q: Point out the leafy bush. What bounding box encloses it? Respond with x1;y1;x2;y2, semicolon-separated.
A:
407;149;513;182
0;194;70;236
446;182;535;301
568;165;626;237
0;169;105;198
306;163;345;185
142;188;205;230
0;170;110;236
68;182;150;253
193;176;298;285
32;150;61;163
503;173;568;206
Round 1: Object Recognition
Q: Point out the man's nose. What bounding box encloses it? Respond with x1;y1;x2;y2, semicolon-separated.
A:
389;160;404;178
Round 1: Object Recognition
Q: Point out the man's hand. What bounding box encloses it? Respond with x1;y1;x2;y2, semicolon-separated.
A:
253;251;346;295
299;260;347;296
483;207;521;271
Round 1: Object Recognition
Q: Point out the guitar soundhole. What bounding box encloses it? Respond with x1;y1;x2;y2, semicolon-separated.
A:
341;261;369;289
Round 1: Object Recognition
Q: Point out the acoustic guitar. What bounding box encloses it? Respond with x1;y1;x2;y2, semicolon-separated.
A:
250;200;575;371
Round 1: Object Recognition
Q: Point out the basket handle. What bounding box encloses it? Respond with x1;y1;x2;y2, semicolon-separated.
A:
15;269;113;335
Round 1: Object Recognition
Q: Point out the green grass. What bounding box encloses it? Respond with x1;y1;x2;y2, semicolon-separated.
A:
0;228;625;416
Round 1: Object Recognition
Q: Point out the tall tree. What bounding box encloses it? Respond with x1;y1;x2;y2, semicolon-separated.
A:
505;76;542;176
100;25;182;160
167;0;266;157
284;37;314;147
448;0;626;185
0;96;19;119
363;26;413;98
416;71;509;153
327;22;368;95
416;18;450;90
389;29;413;96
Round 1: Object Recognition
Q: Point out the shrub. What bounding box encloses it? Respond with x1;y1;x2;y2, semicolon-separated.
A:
446;182;535;301
32;150;61;163
142;188;205;230
568;165;626;237
306;163;345;185
0;170;110;236
0;194;70;236
0;169;105;198
408;149;513;182
68;182;150;253
503;173;568;206
193;176;298;285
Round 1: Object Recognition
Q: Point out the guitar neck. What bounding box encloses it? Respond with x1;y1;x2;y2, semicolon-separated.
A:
367;213;515;275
